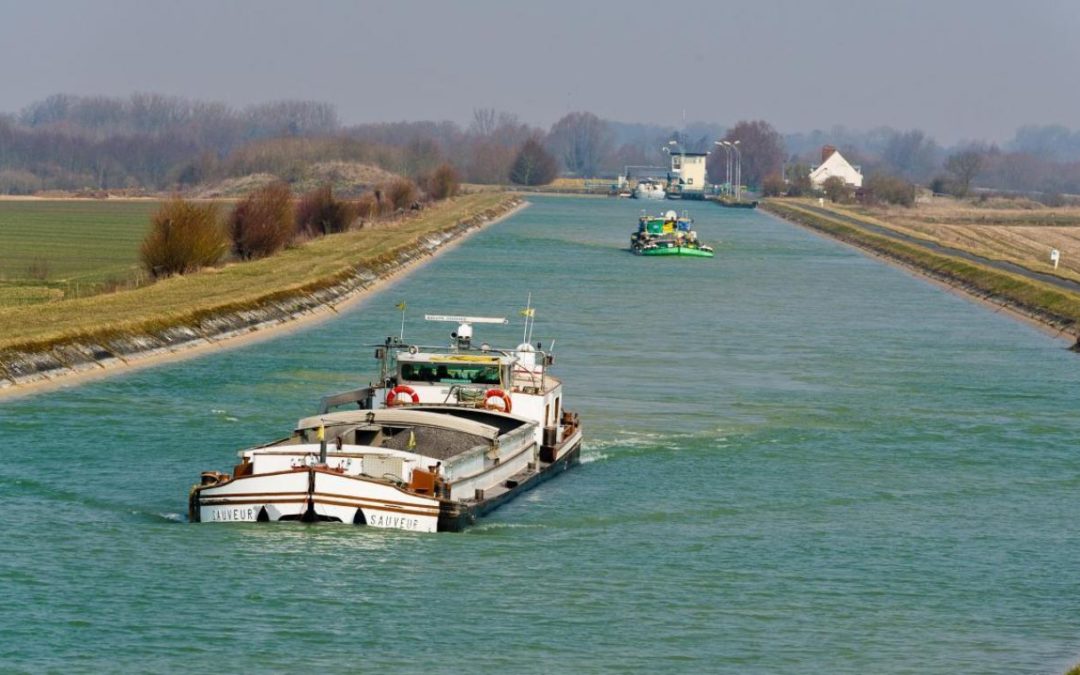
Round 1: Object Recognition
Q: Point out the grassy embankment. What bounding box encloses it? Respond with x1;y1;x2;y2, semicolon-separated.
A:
0;192;513;354
762;199;1080;338
812;198;1080;284
462;177;614;196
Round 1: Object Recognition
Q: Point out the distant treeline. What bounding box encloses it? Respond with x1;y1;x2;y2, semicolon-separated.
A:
3;92;1080;197
784;125;1080;197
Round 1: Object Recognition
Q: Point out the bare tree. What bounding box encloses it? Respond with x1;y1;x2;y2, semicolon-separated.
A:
469;108;498;137
546;112;613;177
882;130;940;181
944;147;985;197
716;120;785;188
509;138;557;185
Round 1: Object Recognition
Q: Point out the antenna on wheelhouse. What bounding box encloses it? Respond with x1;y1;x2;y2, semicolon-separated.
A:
521;293;535;345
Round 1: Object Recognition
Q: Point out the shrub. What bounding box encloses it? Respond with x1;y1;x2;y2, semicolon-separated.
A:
1039;192;1066;207
761;173;785;197
0;169;42;195
822;176;853;203
425;163;460;200
354;192;379;221
383;177;419;211
229;182;295;259
295;185;356;236
783;164;813;197
928;175;953;195
863;173;916;207
140;198;228;277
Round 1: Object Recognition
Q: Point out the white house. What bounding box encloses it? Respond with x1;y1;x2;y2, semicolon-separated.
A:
809;146;863;188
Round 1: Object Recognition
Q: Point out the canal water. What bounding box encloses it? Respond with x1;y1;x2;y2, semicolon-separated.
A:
2;196;1078;673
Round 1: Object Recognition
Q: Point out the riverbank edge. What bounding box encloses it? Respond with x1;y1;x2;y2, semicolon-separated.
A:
0;196;527;399
760;200;1080;349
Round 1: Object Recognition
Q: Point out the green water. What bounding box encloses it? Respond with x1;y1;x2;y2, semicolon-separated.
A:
2;196;1079;673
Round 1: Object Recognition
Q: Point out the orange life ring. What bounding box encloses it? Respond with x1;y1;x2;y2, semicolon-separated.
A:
386;384;419;406
483;388;512;414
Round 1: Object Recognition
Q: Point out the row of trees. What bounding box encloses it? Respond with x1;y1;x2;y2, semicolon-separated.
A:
6;92;1080;197
141;169;455;277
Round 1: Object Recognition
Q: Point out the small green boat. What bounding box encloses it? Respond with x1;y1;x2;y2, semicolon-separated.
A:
630;210;715;258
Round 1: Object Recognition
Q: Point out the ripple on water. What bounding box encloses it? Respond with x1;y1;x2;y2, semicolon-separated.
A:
3;197;1080;673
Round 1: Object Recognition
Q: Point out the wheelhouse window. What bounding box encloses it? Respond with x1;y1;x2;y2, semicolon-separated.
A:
400;361;502;385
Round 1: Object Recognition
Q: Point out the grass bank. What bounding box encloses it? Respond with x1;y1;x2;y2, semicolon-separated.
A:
761;200;1080;345
811;198;1080;284
0;193;519;386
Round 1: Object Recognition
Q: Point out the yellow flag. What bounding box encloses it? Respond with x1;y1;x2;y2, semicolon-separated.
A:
395;301;407;311
407;429;417;450
317;425;325;441
520;307;535;317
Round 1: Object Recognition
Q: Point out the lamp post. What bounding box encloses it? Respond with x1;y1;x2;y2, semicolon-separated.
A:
715;140;740;199
663;140;684;194
713;141;729;196
731;141;742;201
661;145;671;188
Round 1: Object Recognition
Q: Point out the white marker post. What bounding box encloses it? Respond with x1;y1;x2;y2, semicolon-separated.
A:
1051;249;1061;270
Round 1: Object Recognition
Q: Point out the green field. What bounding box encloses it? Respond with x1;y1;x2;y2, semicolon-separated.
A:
0;200;158;306
0;193;513;351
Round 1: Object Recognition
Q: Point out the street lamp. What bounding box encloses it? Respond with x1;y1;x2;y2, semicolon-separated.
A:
730;141;742;201
662;141;685;193
715;140;740;199
714;141;731;196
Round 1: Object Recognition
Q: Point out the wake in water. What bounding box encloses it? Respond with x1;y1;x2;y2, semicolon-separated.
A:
581;427;736;463
467;522;549;535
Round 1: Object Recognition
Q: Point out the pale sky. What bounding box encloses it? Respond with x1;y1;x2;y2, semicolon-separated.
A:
1;0;1077;143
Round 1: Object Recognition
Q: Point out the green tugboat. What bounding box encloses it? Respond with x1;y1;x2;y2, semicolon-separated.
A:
630;210;715;258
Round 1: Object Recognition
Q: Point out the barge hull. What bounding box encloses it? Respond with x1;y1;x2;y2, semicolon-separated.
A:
635;247;714;258
438;431;583;532
191;432;583;532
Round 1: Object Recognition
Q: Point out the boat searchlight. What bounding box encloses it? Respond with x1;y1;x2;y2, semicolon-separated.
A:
425;314;508;350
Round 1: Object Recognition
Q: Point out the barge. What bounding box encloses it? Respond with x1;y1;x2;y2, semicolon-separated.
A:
630;210;715;257
189;312;582;532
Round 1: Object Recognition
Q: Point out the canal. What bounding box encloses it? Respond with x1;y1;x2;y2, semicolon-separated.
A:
2;196;1078;673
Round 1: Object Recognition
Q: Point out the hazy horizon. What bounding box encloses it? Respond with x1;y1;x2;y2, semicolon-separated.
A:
2;0;1078;144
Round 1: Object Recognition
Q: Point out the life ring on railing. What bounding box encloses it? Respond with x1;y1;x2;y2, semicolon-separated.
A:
483;388;512;414
386;384;419;406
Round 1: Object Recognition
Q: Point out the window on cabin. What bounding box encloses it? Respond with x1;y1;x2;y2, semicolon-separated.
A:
400;362;501;385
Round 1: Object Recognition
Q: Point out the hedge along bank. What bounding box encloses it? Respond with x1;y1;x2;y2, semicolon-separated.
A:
0;195;526;393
